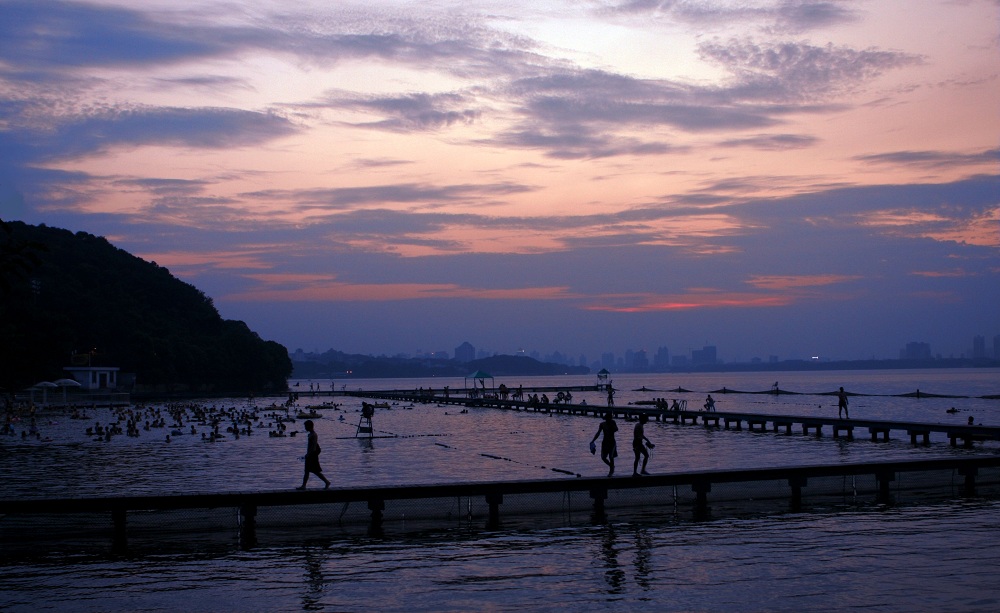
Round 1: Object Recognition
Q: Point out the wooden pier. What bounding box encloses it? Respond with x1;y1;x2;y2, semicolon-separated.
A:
341;389;1000;448
666;409;1000;448
2;456;998;550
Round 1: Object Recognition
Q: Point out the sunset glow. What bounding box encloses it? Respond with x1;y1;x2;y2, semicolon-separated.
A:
1;0;997;360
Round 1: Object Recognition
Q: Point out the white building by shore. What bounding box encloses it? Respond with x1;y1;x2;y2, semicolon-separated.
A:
62;366;120;391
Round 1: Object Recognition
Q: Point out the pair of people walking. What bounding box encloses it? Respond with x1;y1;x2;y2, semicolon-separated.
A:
591;412;654;477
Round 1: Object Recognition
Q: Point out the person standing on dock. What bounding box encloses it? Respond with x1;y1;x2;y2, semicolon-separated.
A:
703;395;716;412
632;414;653;477
296;419;331;490
607;384;616;407
592;412;619;477
837;387;849;419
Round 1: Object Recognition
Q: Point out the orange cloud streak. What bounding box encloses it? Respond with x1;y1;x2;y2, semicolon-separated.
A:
746;274;862;290
583;292;796;313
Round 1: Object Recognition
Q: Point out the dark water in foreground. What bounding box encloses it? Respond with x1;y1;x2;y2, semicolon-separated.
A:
1;369;999;611
3;500;1000;612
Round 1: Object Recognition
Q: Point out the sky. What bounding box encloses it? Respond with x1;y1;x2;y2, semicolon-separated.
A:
1;0;998;364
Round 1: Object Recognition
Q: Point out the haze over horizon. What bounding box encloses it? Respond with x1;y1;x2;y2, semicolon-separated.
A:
1;0;998;363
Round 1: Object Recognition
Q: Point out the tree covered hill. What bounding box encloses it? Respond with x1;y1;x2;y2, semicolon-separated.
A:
0;220;291;394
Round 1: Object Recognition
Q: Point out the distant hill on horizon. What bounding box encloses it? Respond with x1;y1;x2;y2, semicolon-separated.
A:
291;349;590;379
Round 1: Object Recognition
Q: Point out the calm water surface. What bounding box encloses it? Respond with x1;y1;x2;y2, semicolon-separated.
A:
1;369;999;611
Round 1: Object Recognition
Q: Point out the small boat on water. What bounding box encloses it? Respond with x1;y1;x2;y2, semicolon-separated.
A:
371;402;390;409
296;411;323;419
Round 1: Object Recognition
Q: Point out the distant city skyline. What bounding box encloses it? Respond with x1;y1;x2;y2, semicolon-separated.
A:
2;1;998;363
293;333;1000;371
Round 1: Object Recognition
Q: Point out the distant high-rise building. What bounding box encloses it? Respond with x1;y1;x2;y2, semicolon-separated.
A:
632;349;649;370
994;335;1000;360
601;352;615;369
454;341;475;362
900;342;931;360
552;351;571;365
691;345;717;366
972;335;986;359
653;346;670;368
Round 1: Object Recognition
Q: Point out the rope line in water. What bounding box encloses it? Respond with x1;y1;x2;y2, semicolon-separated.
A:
435;441;578;476
329;415;452;439
329;409;582;476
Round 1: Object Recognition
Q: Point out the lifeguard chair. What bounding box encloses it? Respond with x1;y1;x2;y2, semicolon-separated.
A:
356;402;374;437
596;368;610;390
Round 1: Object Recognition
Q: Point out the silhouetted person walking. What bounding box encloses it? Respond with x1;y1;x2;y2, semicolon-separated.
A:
296;419;330;489
632;414;653;476
591;412;619;477
837;387;849;419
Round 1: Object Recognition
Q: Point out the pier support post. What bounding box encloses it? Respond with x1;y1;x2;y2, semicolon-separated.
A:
111;508;127;551
590;487;607;523
788;476;807;511
485;492;503;528
870;428;889;442
876;471;895;504
368;499;385;534
692;481;711;518
239;504;258;549
959;467;977;497
772;421;792;435
832;426;853;440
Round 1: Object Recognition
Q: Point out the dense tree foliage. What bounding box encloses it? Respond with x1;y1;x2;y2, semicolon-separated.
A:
0;221;291;393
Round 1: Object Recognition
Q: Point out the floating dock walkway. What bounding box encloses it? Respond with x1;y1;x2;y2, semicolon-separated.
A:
341;389;1000;448
3;456;999;550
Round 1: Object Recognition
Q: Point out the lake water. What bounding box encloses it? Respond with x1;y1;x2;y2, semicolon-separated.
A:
2;368;999;611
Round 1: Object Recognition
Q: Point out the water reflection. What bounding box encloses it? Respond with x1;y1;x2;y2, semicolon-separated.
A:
600;525;625;593
3;500;1000;612
593;523;655;595
633;527;653;591
301;545;326;611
